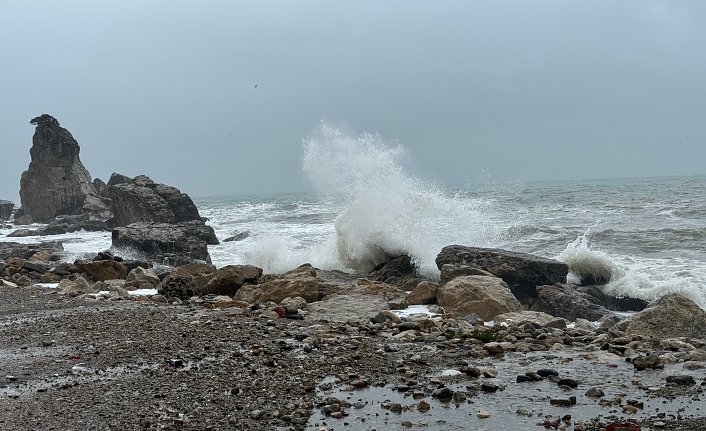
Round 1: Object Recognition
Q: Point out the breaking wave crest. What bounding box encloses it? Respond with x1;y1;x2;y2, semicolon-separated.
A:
302;122;500;275
557;232;625;285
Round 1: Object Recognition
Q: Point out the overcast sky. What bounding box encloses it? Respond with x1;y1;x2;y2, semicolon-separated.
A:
1;0;705;202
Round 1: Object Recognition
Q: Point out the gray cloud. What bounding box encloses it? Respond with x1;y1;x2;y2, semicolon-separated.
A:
2;0;705;203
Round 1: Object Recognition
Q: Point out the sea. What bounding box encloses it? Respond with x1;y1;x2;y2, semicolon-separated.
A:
2;124;705;309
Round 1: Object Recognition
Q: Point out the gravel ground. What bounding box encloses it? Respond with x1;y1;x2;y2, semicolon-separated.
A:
1;286;705;431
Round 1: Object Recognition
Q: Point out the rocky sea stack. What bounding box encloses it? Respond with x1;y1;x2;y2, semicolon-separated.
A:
20;114;110;224
15;114;216;264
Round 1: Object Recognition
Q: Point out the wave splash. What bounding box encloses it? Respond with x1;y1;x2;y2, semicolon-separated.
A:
557;232;625;285
302;122;499;275
557;231;706;308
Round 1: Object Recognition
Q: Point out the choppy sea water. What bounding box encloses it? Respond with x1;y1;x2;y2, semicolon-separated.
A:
1;124;705;308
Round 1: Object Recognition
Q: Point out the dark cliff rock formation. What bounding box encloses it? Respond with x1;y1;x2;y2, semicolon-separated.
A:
19;114;112;223
0;200;14;221
103;174;202;227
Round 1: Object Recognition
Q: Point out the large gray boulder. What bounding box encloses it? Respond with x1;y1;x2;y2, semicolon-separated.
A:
235;265;320;304
617;293;706;340
103;173;201;227
530;284;613;321
436;275;522;321
436;245;568;299
111;221;218;265
0;200;14;221
19;114;112;223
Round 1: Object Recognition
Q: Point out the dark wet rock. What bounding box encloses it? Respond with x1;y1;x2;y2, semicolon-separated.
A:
537;369;559;378
632;355;664;371
156;272;199;300
531;284;613;321
459;367;479;378
111;221;218;265
574;285;648;312
21;260;49;274
0;200;14;220
585;387;605;398
557;378;579;389
480;383;499;393
666;375;696;386
436;245;568;299
432;387;454;399
223;230;251;242
20;115;112;223
368;254;424;290
550;396;576;406
516;375;534;383
436;275;521;320
617;293;706;339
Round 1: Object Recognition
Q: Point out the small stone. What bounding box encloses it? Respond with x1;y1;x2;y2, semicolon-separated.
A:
585;387;605;398
484;342;504;354
480;383;499;393
622;405;638;414
330;411;344;419
666;375;696;386
417;400;430;412
633;354;663;370
389;403;402;414
557;378;578;389
250;409;264;420
432;387;454;399
550;398;572;407
351;379;368;389
477;410;491;419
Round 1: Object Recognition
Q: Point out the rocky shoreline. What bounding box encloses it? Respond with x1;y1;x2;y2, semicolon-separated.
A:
2;114;705;430
1;243;706;431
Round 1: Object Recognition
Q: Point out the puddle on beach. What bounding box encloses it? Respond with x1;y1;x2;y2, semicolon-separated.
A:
306;351;705;430
0;361;160;398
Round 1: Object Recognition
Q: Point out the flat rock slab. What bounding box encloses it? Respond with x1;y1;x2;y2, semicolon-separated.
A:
306;293;388;323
